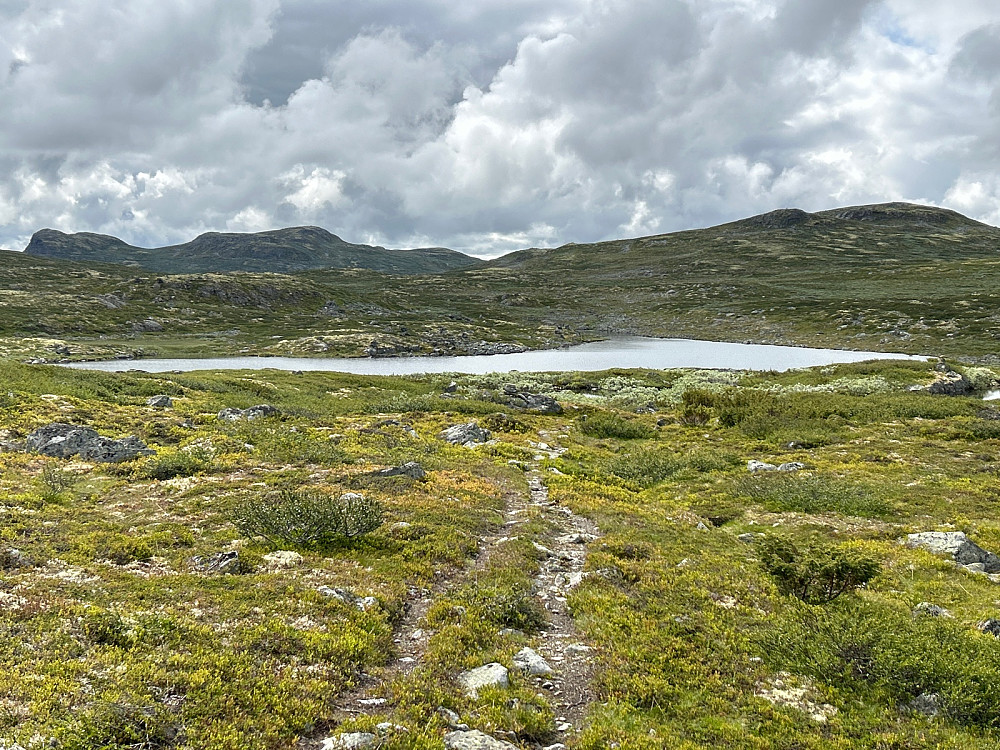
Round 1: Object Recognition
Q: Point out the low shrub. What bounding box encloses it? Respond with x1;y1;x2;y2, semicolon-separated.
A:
733;474;892;518
579;411;655;440
759;535;880;604
234;489;383;549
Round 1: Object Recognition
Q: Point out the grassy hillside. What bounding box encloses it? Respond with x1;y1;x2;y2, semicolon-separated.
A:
3;202;1000;363
25;226;481;275
2;359;1000;748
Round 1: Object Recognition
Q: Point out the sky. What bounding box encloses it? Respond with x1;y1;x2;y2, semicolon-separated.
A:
0;0;998;258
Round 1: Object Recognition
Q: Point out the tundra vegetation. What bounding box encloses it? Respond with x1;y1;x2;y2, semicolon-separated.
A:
1;358;1000;748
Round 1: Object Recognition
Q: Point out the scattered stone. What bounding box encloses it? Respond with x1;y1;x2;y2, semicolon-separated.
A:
906;532;1000;573
555;722;573;732
558;532;598;545
443;730;518;750
261;550;303;569
777;462;805;472
25;423;153;462
374;461;427;480
436;707;469;731
191;550;242;575
458;663;509;697
317;586;378;611
439;422;491;447
512;647;553;675
565;643;592;655
979;619;1000;637
146;395;173;408
542;744;567;750
908;692;942;717
216;405;280;422
747;460;778;472
913;602;952;618
320;732;376;750
375;723;407;735
695;521;709;531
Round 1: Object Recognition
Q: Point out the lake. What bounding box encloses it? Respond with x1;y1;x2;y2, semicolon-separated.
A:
62;337;925;375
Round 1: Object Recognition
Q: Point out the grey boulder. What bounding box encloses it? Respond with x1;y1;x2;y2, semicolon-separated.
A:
26;423;153;462
906;531;1000;573
320;733;376;750
512;647;553;675
374;461;427;480
147;395;173;408
458;663;509;697
926;371;973;396
440;422;491;447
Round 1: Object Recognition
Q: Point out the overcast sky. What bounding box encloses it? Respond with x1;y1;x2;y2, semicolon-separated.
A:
0;0;998;257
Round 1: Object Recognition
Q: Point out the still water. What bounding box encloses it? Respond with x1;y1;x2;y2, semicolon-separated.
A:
63;337;924;375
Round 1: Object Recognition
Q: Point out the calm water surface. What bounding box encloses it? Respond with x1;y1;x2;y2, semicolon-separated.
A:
63;337;925;375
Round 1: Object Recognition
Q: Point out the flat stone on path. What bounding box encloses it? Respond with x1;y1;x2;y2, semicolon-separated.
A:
443;730;519;750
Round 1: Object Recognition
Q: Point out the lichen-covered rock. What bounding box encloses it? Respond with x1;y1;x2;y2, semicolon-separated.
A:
317;586;378;611
25;423;153;462
147;395;173;407
439;422;491;446
374;461;427;480
906;531;1000;572
191;550;243;575
747;460;777;472
458;663;509;697
926;370;973;396
262;550;303;569
777;462;805;472
512;647;553;675
217;404;280;422
443;730;518;750
501;385;562;414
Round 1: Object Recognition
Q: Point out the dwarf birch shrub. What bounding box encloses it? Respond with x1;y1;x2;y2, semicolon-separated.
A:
235;489;383;549
759;535;880;604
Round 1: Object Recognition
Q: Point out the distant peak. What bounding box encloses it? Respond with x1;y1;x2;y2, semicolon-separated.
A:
735;208;814;230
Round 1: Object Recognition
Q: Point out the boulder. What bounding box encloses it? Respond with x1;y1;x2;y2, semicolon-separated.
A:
25;423;153;462
501;385;562;414
913;602;952;618
980;619;1000;637
78;435;154;463
317;586;378;611
26;424;99;459
908;692;942;717
443;730;518;750
147;395;173;408
262;550;303;569
374;462;427;480
906;531;1000;572
217;405;280;422
777;462;805;472
747;460;777;473
512;647;553;675
458;663;509;697
926;371;973;396
440;422;491;447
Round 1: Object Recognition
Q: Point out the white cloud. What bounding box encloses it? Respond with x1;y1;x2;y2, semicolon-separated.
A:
0;0;998;256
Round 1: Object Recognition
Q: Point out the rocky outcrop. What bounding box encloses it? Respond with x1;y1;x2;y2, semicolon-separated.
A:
501;385;562;414
439;422;491;447
373;462;427;480
747;460;804;473
906;531;1000;573
926;370;973;396
26;423;154;462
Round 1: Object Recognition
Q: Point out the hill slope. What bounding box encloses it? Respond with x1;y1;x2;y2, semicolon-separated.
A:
24;225;481;275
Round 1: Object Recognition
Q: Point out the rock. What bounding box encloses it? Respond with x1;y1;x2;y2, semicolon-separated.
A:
439;422;491;447
913;602;952;618
191;550;243;575
777;462;805;472
26;423;100;459
443;381;458;393
565;643;592;654
374;462;427;480
501;387;562;414
443;730;518;750
216;408;245;422
262;550;303;569
926;370;973;396
737;533;762;544
747;460;778;472
317;586;378;611
512;647;553;675
458;663;509;697
979;619;1000;637
78;435;154;463
25;423;153;462
146;395;173;408
133;318;164;333
320;732;376;750
436;707;469;731
908;692;941;717
906;532;1000;573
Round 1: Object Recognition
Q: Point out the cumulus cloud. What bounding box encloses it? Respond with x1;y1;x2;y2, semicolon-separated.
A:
0;0;997;256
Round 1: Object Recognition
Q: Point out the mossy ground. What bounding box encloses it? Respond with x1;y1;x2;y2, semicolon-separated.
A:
1;359;1000;748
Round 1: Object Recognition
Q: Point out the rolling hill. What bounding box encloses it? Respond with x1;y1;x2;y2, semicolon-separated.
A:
24;225;481;275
